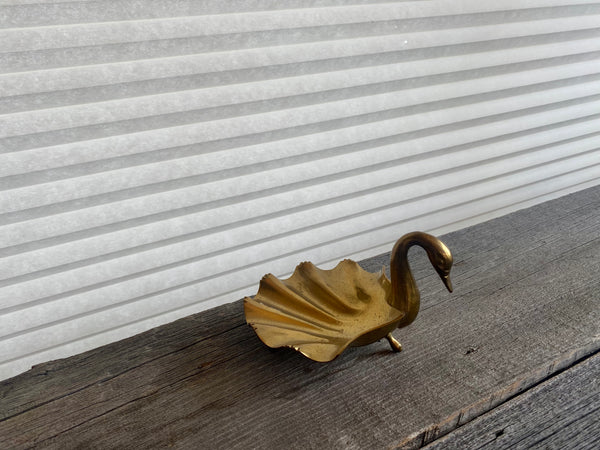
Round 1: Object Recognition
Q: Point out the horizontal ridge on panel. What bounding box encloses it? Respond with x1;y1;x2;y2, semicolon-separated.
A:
0;115;596;272
3;55;600;141
3;0;596;28
3;2;599;53
2;77;599;214
2;119;600;278
2;98;599;251
3;39;600;158
2;32;600;99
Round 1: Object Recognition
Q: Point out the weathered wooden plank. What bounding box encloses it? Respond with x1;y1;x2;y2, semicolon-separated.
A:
0;301;244;421
420;352;600;449
0;185;599;449
395;342;600;449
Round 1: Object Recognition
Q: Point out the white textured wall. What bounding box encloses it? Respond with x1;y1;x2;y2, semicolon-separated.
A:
1;1;600;381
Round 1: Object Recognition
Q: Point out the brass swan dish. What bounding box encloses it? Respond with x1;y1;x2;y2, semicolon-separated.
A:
244;232;453;362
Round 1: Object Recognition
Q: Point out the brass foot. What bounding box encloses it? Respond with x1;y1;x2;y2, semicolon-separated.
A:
386;333;402;352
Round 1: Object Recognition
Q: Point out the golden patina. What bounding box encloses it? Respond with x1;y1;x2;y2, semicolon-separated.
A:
244;231;453;362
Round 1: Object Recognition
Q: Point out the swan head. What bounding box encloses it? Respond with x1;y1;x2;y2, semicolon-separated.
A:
392;231;455;294
425;236;454;292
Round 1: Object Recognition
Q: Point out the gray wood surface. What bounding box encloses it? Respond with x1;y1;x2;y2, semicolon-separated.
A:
423;352;600;450
1;185;599;449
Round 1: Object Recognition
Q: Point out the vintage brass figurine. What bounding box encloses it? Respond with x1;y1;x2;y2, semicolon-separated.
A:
244;232;453;362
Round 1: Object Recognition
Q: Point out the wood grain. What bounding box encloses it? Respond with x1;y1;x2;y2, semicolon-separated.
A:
422;352;600;449
1;185;599;449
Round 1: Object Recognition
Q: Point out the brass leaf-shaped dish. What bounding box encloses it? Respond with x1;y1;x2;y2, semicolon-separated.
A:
244;232;453;362
245;260;403;362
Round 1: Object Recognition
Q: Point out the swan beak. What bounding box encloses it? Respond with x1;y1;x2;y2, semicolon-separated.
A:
442;275;453;292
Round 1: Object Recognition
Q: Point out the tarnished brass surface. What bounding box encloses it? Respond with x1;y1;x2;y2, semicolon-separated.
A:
244;231;453;362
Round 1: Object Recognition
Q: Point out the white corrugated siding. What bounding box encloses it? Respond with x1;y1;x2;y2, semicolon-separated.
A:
1;1;599;380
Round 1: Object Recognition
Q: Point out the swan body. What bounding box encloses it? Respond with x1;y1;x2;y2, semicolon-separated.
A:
244;232;453;362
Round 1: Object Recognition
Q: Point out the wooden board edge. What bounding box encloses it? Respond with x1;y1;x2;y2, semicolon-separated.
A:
393;338;600;449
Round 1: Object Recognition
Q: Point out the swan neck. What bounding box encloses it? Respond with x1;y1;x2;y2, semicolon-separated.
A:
390;235;420;327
